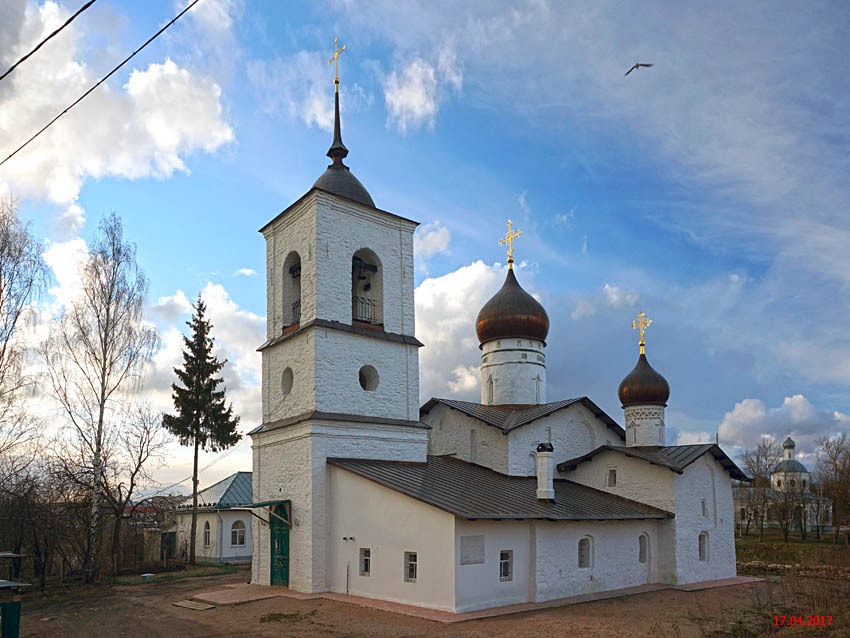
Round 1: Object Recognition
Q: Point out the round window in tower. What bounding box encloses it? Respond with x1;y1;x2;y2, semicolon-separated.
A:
359;365;379;391
281;367;294;395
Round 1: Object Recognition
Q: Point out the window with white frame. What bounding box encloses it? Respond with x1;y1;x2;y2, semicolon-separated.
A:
578;537;592;569
499;550;513;582
231;520;246;546
698;532;708;562
404;552;417;583
203;521;211;547
606;468;617;488
359;548;371;577
638;534;648;564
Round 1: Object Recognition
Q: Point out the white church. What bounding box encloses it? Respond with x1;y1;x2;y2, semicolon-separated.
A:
247;57;749;614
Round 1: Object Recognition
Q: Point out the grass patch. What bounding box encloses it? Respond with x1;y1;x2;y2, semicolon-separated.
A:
113;562;237;585
736;530;850;569
259;609;318;623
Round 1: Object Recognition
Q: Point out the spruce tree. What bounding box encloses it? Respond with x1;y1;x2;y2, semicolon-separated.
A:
163;295;240;564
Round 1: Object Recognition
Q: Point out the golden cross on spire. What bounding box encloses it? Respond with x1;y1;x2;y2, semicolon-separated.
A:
499;219;522;268
632;311;652;355
328;37;346;92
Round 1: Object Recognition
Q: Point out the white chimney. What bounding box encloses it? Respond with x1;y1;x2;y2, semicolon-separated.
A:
536;442;554;501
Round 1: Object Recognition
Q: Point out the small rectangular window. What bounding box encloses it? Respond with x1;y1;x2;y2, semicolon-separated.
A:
701;499;707;517
404;552;417;583
699;533;708;562
499;550;513;582
607;468;617;488
359;548;371;577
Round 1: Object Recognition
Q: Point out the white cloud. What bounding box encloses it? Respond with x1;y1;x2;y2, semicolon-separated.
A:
183;0;240;33
42;237;88;311
149;290;192;324
413;221;451;263
233;267;258;277
0;2;233;217
56;203;85;237
247;51;370;132
571;283;638;319
383;42;462;133
718;395;850;458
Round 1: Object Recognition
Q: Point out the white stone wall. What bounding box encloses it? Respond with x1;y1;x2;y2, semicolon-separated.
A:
424;404;509;473
480;338;546;405
313;193;416;335
175;510;252;563
314;329;419;421
624;404;666;447
454;520;531;612
564;448;676;512
251;419;428;591
672;454;736;584
508;403;622;476
327;466;456;611
534;519;660;602
262;330;315;423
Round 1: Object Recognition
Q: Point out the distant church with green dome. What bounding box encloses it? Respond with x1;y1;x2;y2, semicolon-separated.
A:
733;436;833;534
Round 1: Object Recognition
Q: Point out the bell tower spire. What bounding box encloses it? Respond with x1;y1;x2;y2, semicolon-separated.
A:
326;37;348;166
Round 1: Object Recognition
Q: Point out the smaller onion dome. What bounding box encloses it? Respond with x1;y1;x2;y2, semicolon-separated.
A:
782;436;796;450
618;353;670;407
475;268;549;345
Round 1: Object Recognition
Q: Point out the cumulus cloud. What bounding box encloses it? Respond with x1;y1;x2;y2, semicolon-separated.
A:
247;51;371;132
232;267;258;277
415;260;539;401
149;290;192;324
571;283;639;319
0;2;233;219
183;0;240;33
383;42;462;133
413;221;451;274
718;395;850;458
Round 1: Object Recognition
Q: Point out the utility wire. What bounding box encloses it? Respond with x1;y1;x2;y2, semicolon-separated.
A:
0;0;202;169
0;0;97;84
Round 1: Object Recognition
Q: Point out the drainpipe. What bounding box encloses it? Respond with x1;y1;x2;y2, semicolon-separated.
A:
536;443;555;501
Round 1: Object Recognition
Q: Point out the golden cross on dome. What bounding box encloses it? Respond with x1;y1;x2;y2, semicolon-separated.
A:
499;219;522;268
632;311;652;355
328;37;346;92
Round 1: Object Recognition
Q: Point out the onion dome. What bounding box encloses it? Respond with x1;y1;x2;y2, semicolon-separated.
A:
782;436;796;450
312;83;375;208
774;458;808;473
475;268;550;345
618;353;670;407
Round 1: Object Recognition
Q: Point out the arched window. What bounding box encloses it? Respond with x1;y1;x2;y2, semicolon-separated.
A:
790;479;796;488
698;532;708;562
487;376;494;405
282;251;301;328
578;537;592;569
638;534;648;564
776;479;781;488
352;249;382;324
528;452;536;476
803;480;807;489
231;520;246;547
203;521;211;547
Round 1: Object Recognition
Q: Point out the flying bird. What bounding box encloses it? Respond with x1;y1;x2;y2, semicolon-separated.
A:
624;62;653;76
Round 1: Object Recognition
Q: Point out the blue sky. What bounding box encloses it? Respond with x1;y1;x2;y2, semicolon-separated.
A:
2;0;849;490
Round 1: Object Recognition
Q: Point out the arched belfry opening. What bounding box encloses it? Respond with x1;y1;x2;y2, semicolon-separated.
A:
282;251;301;329
352;248;382;325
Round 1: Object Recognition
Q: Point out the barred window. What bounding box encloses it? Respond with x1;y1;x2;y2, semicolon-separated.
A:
404;552;417;583
499;550;513;582
359;548;371;577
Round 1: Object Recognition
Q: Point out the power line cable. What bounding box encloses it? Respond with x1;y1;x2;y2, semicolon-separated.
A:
0;0;97;84
0;0;202;169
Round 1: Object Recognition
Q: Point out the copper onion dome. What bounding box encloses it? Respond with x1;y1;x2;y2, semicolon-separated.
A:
618;353;670;407
475;268;550;346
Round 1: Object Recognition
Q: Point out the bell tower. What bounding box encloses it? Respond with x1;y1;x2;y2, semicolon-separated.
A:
250;39;427;593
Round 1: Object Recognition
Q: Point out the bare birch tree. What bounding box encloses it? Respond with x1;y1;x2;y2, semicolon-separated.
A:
43;213;157;583
816;434;850;544
0;196;47;479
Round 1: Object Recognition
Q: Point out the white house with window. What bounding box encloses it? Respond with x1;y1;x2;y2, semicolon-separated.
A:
248;77;748;614
176;471;253;564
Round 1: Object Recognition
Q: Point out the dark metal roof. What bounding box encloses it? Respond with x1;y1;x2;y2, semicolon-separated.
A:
773;459;808;473
557;444;750;481
420;396;626;439
327;455;673;521
732;487;830;502
177;471;253;510
475;268;549;345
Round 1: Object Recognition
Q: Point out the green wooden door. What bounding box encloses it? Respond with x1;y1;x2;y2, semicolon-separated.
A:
270;505;289;587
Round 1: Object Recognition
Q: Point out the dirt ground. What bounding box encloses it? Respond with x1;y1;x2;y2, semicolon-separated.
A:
12;567;845;638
